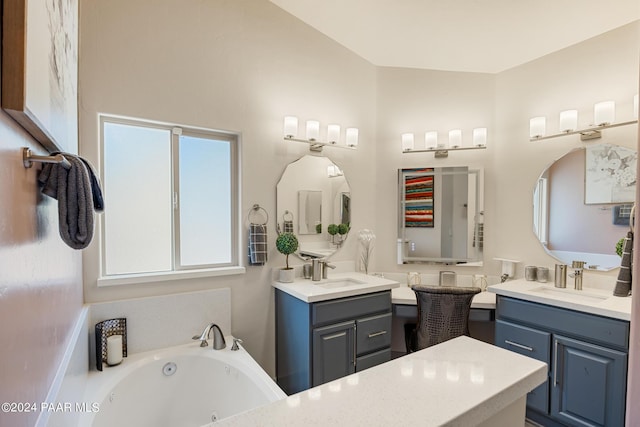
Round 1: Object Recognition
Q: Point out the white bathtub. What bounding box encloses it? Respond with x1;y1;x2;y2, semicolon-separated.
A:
81;340;286;426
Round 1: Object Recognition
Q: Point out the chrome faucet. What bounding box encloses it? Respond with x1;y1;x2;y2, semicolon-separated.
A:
322;261;336;279
192;323;226;350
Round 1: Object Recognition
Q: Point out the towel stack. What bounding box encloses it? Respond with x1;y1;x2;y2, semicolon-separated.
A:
248;224;268;265
613;231;633;297
38;153;103;250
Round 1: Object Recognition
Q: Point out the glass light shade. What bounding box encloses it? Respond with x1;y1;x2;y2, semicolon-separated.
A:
283;116;298;138
327;124;340;144
472;128;487;147
559;110;578;133
529;117;546;138
594;101;615;126
448;129;462;148
346;128;359;147
425;131;438;149
401;133;415;151
634;94;638;119
306;120;320;141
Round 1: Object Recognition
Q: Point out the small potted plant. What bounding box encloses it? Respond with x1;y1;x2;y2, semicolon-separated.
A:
276;232;298;283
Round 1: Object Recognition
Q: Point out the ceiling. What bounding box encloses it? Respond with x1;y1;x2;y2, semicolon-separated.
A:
270;0;640;74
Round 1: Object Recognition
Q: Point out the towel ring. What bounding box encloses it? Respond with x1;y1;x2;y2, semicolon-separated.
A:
248;204;269;225
283;210;294;221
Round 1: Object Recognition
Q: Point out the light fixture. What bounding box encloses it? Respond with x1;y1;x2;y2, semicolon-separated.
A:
402;133;415;151
559;110;578;133
401;127;487;158
530;96;638;142
283;116;358;152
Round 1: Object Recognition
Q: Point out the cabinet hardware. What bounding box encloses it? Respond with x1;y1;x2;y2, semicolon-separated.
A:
368;331;387;338
553;339;559;387
353;324;357;367
504;340;534;352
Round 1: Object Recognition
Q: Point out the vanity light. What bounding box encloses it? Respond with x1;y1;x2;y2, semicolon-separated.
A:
282;115;358;152
448;129;462;148
401;127;487;158
425;131;438;149
472;128;487;147
346;128;359;147
529;117;546;139
529;95;638;142
401;133;415;151
559;110;578;133
594;101;615;126
306;120;320;141
327;124;340;144
283;116;298;138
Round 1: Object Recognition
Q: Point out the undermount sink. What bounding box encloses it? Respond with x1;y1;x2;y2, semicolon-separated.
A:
528;286;608;303
316;278;367;289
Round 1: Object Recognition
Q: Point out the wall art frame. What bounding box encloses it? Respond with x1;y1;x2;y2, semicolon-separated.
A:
2;0;79;154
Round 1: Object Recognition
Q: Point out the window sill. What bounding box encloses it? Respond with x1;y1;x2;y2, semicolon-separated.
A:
97;266;246;287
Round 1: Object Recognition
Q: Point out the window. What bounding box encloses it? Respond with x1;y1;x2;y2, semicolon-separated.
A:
99;115;241;284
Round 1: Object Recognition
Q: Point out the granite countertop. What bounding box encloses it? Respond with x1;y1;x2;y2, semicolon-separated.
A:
392;285;496;309
488;279;632;321
214;336;547;427
273;272;400;303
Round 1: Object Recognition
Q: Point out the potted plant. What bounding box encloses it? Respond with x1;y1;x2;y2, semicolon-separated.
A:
276;232;298;283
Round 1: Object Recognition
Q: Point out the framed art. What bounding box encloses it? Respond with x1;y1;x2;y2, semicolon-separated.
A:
585;144;637;204
2;0;78;154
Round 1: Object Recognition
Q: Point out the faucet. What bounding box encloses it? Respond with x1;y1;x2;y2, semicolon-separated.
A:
570;260;586;291
322;261;336;279
192;323;226;350
311;259;337;281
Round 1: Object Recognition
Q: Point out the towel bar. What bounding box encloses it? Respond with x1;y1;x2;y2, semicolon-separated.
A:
22;147;71;169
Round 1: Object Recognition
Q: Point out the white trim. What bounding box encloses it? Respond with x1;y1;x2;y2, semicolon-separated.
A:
97;266;246;287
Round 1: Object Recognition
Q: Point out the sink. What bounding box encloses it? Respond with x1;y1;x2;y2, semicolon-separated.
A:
316;278;367;289
528;286;608;303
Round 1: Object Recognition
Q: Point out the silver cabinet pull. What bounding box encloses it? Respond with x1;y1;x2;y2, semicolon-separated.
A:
353;324;357;367
504;340;534;352
553;339;559;387
368;330;387;338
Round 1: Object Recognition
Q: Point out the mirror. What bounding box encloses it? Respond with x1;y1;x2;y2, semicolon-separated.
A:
397;166;484;265
533;143;636;271
277;155;351;259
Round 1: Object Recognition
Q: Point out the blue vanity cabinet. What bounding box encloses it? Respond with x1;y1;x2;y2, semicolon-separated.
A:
495;296;629;427
276;289;392;395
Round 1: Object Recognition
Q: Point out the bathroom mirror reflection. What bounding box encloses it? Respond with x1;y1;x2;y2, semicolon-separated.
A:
533;143;637;271
397;166;484;265
277;155;351;259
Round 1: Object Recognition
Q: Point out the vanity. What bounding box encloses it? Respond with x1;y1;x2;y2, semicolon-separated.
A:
489;280;632;427
274;273;399;394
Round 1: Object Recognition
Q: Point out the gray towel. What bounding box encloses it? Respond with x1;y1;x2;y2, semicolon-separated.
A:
248;224;267;265
38;154;95;249
613;231;633;297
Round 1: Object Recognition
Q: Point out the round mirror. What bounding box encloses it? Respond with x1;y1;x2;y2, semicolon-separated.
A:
276;155;351;259
533;143;636;271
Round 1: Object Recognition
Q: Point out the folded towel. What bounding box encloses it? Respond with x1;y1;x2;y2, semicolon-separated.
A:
613;231;633;297
248;223;268;265
38;153;102;249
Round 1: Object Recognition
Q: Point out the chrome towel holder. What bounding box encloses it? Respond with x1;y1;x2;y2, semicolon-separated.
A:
22;147;71;169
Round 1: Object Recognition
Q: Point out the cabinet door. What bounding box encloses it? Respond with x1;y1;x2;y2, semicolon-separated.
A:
312;321;356;387
551;335;627;427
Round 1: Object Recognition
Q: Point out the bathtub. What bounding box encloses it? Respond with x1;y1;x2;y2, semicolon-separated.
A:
81;339;286;426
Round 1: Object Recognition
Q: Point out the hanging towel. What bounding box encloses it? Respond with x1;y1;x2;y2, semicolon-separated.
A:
248;223;268;265
38;153;103;249
283;220;294;233
613;231;633;296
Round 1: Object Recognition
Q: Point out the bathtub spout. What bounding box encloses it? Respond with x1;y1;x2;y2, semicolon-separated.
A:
192;323;227;350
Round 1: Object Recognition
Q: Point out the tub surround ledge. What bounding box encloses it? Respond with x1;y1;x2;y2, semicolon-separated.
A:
214;336;547;426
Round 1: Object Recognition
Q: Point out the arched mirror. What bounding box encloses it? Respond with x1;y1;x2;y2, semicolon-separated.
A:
533;143;636;271
276;155;351;259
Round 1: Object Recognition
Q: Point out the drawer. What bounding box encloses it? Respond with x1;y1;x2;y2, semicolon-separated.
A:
312;291;391;327
497;296;629;350
356;348;391;372
495;319;551;364
356;312;392;355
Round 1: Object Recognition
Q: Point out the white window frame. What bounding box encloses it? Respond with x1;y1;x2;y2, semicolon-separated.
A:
97;114;244;287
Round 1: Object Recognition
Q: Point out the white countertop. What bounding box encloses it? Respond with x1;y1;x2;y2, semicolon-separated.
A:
215;336;547;427
273;272;400;303
392;285;496;309
488;279;632;321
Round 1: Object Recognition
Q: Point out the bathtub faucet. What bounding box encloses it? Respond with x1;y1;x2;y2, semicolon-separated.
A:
192;323;226;350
